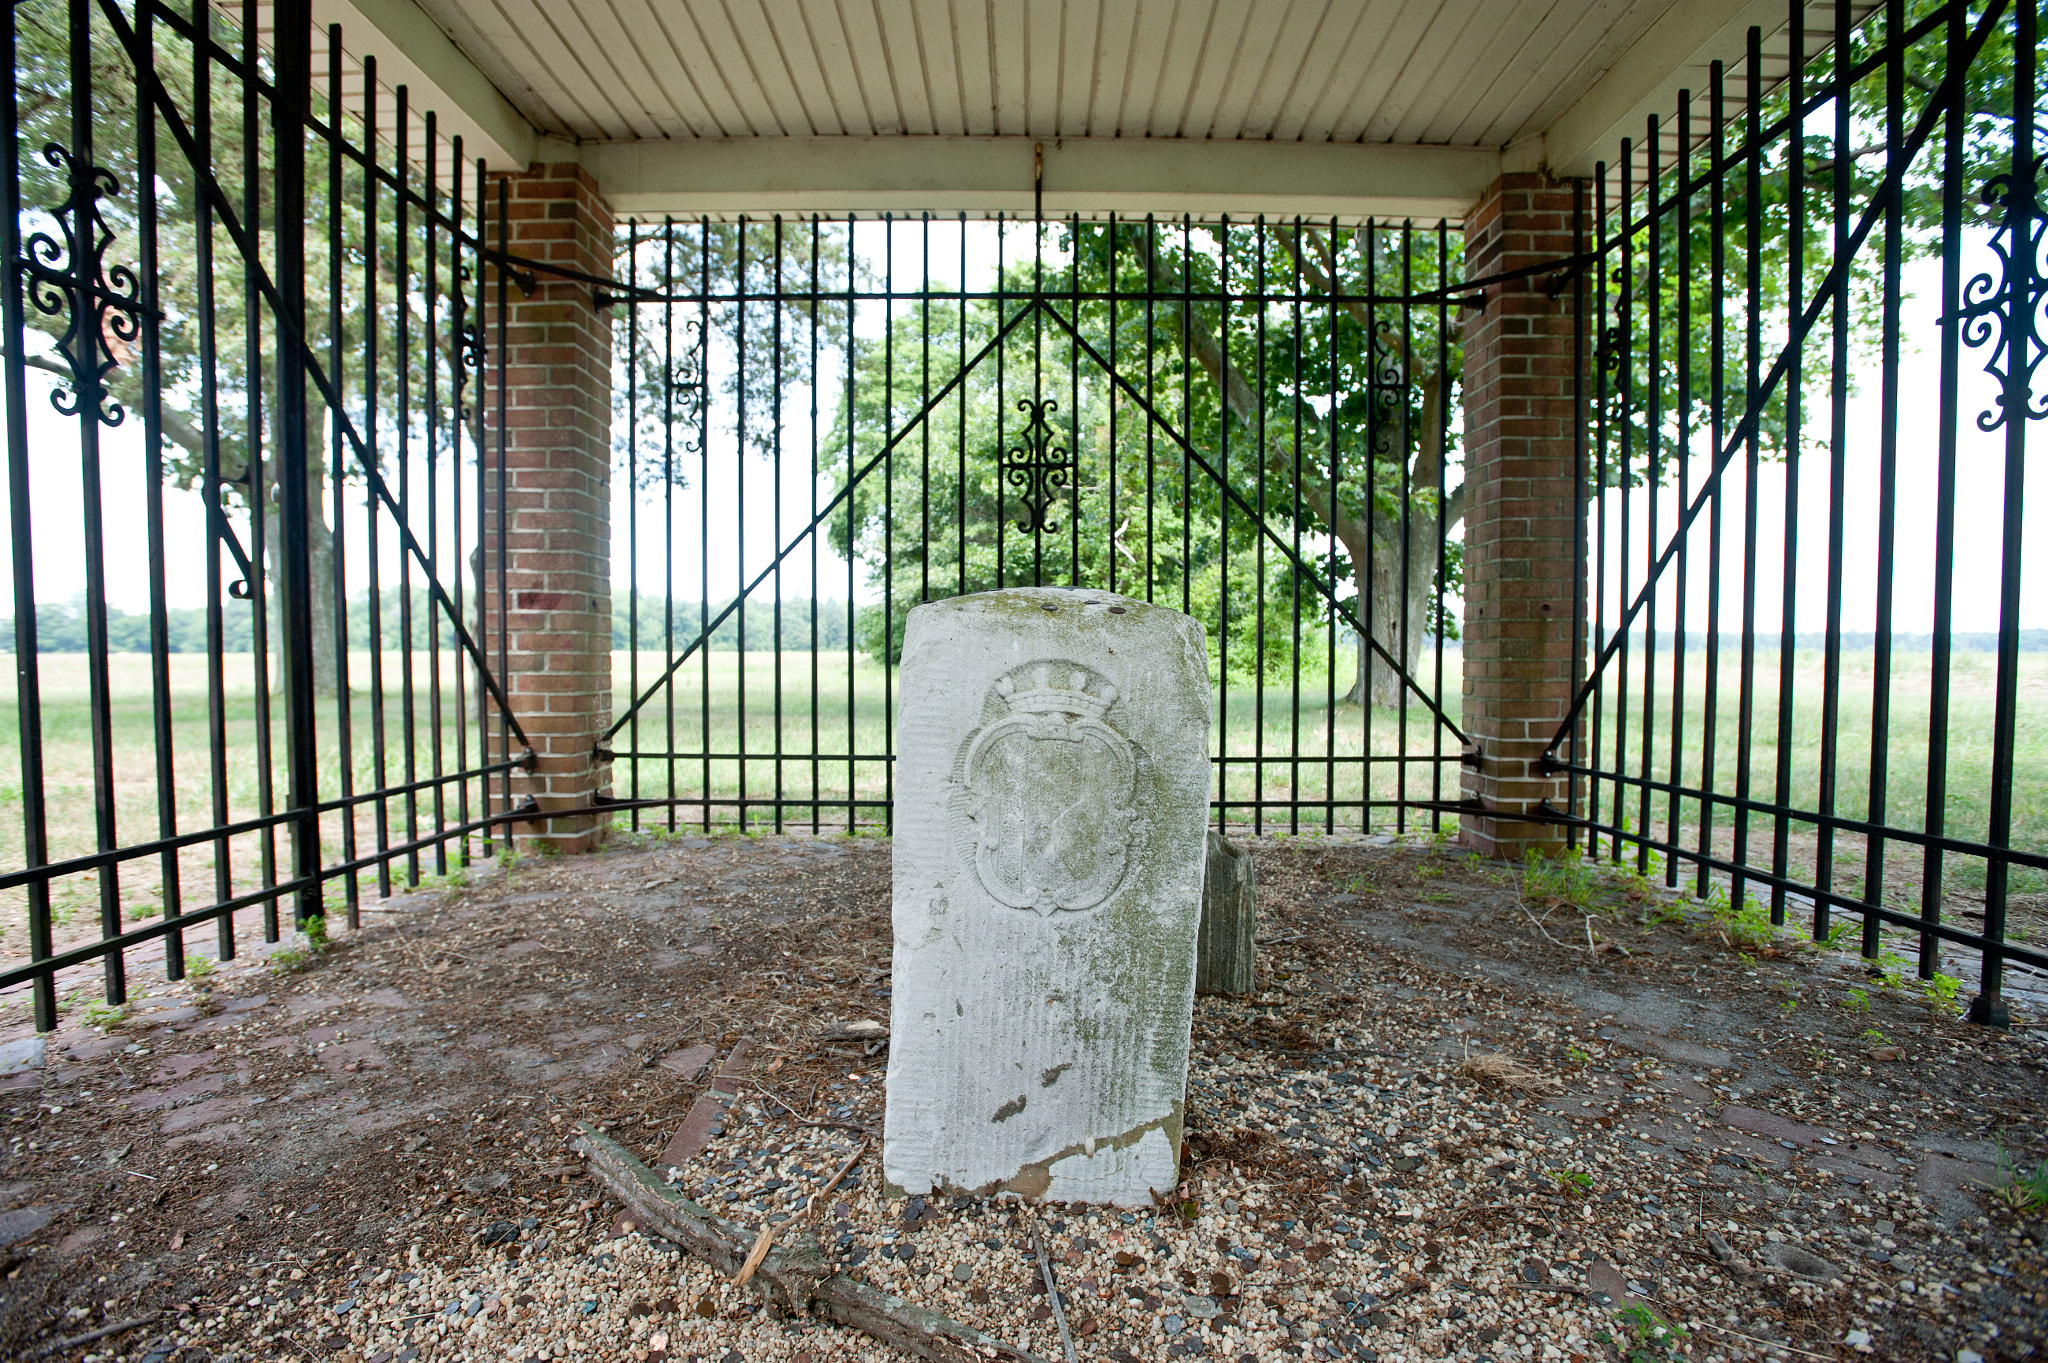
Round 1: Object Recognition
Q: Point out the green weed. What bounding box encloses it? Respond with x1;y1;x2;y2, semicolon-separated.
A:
1705;884;1776;949
1874;948;1909;990
182;952;215;981
1860;1026;1889;1045
1595;1304;1688;1363
1544;1169;1595;1196
1993;1142;2048;1211
268;916;329;975
81;998;128;1031
1840;988;1871;1013
1922;973;1962;1015
1522;847;1600;909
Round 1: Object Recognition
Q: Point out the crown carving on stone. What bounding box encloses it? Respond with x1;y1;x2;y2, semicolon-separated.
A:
993;665;1118;721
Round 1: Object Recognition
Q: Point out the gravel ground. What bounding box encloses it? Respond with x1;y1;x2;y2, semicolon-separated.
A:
3;830;2043;1363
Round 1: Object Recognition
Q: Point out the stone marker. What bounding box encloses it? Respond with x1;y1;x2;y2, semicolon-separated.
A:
883;586;1211;1207
1196;831;1256;996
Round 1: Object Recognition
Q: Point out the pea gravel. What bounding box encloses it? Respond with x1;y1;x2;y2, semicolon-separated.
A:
47;831;2047;1363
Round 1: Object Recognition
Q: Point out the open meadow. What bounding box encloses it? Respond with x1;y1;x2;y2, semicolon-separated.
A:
0;645;2041;1004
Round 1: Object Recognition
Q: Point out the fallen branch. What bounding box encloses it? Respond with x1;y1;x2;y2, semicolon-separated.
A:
574;1124;1047;1363
25;1313;160;1359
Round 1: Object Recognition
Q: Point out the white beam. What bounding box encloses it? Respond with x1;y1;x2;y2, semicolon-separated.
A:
1534;0;1796;179
314;0;537;170
581;136;1501;224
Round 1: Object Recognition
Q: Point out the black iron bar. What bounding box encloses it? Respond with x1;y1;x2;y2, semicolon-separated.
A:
395;84;419;885
276;0;323;931
625;224;642;825
1773;0;1807;925
1590;166;1610;859
0;0;57;1028
1640;115;1662;880
1920;0;1968;980
1669;91;1694;888
363;57;390;901
74;0;126;1002
1731;28;1764;916
195;0;235;960
241;0;278;943
773;216;787;835
1862;0;1907;960
1813;0;1855;943
326;28;359;924
1971;0;2036;1027
1698;68;1726;898
423;113;446;876
1615;144;1636;868
136;0;183;975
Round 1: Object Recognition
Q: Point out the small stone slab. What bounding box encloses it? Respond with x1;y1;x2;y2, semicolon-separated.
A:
658;1039;752;1169
0;1036;46;1076
657;1043;716;1078
0;1206;49;1247
883;588;1211;1207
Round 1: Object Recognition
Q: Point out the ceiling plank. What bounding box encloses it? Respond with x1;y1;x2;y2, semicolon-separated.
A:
1535;0;1849;176
327;0;537;164
589;134;1497;221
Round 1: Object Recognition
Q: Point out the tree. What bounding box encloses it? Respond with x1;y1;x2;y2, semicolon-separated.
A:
1081;221;1463;708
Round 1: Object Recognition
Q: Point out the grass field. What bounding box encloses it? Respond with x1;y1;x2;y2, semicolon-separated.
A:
0;643;2040;984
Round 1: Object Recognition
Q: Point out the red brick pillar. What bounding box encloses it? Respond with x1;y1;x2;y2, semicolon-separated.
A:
483;164;613;853
1458;173;1583;860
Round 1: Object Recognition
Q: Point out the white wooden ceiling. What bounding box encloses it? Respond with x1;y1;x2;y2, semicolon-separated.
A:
286;0;1871;219
409;0;1679;147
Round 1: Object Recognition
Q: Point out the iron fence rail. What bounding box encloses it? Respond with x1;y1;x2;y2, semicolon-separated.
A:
1556;0;2047;1024
5;0;2041;1035
604;213;1470;840
0;0;543;1029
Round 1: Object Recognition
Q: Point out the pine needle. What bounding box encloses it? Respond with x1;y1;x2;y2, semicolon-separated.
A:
1455;1052;1562;1094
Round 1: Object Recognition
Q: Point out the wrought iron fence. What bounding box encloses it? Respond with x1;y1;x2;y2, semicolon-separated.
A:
0;0;539;1030
1551;0;2048;1024
601;214;1470;839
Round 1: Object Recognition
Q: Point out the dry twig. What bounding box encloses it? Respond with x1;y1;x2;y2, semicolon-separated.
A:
734;1136;868;1289
1029;1216;1080;1363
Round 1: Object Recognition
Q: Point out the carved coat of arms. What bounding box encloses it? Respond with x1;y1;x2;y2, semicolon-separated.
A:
951;660;1140;915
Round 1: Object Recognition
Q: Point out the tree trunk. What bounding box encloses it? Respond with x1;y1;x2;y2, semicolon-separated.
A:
260;420;340;699
1342;496;1441;710
1196;830;1256;996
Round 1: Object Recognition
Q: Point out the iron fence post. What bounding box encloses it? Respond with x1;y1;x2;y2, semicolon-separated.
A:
271;0;321;929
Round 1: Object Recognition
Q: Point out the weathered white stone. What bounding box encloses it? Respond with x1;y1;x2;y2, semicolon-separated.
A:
883;586;1211;1207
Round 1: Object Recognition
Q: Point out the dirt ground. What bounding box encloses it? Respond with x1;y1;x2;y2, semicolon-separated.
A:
0;828;2042;1363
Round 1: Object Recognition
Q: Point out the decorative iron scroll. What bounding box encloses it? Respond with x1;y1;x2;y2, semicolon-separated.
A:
22;144;143;427
1003;395;1073;533
1366;324;1404;454
1958;169;2048;431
